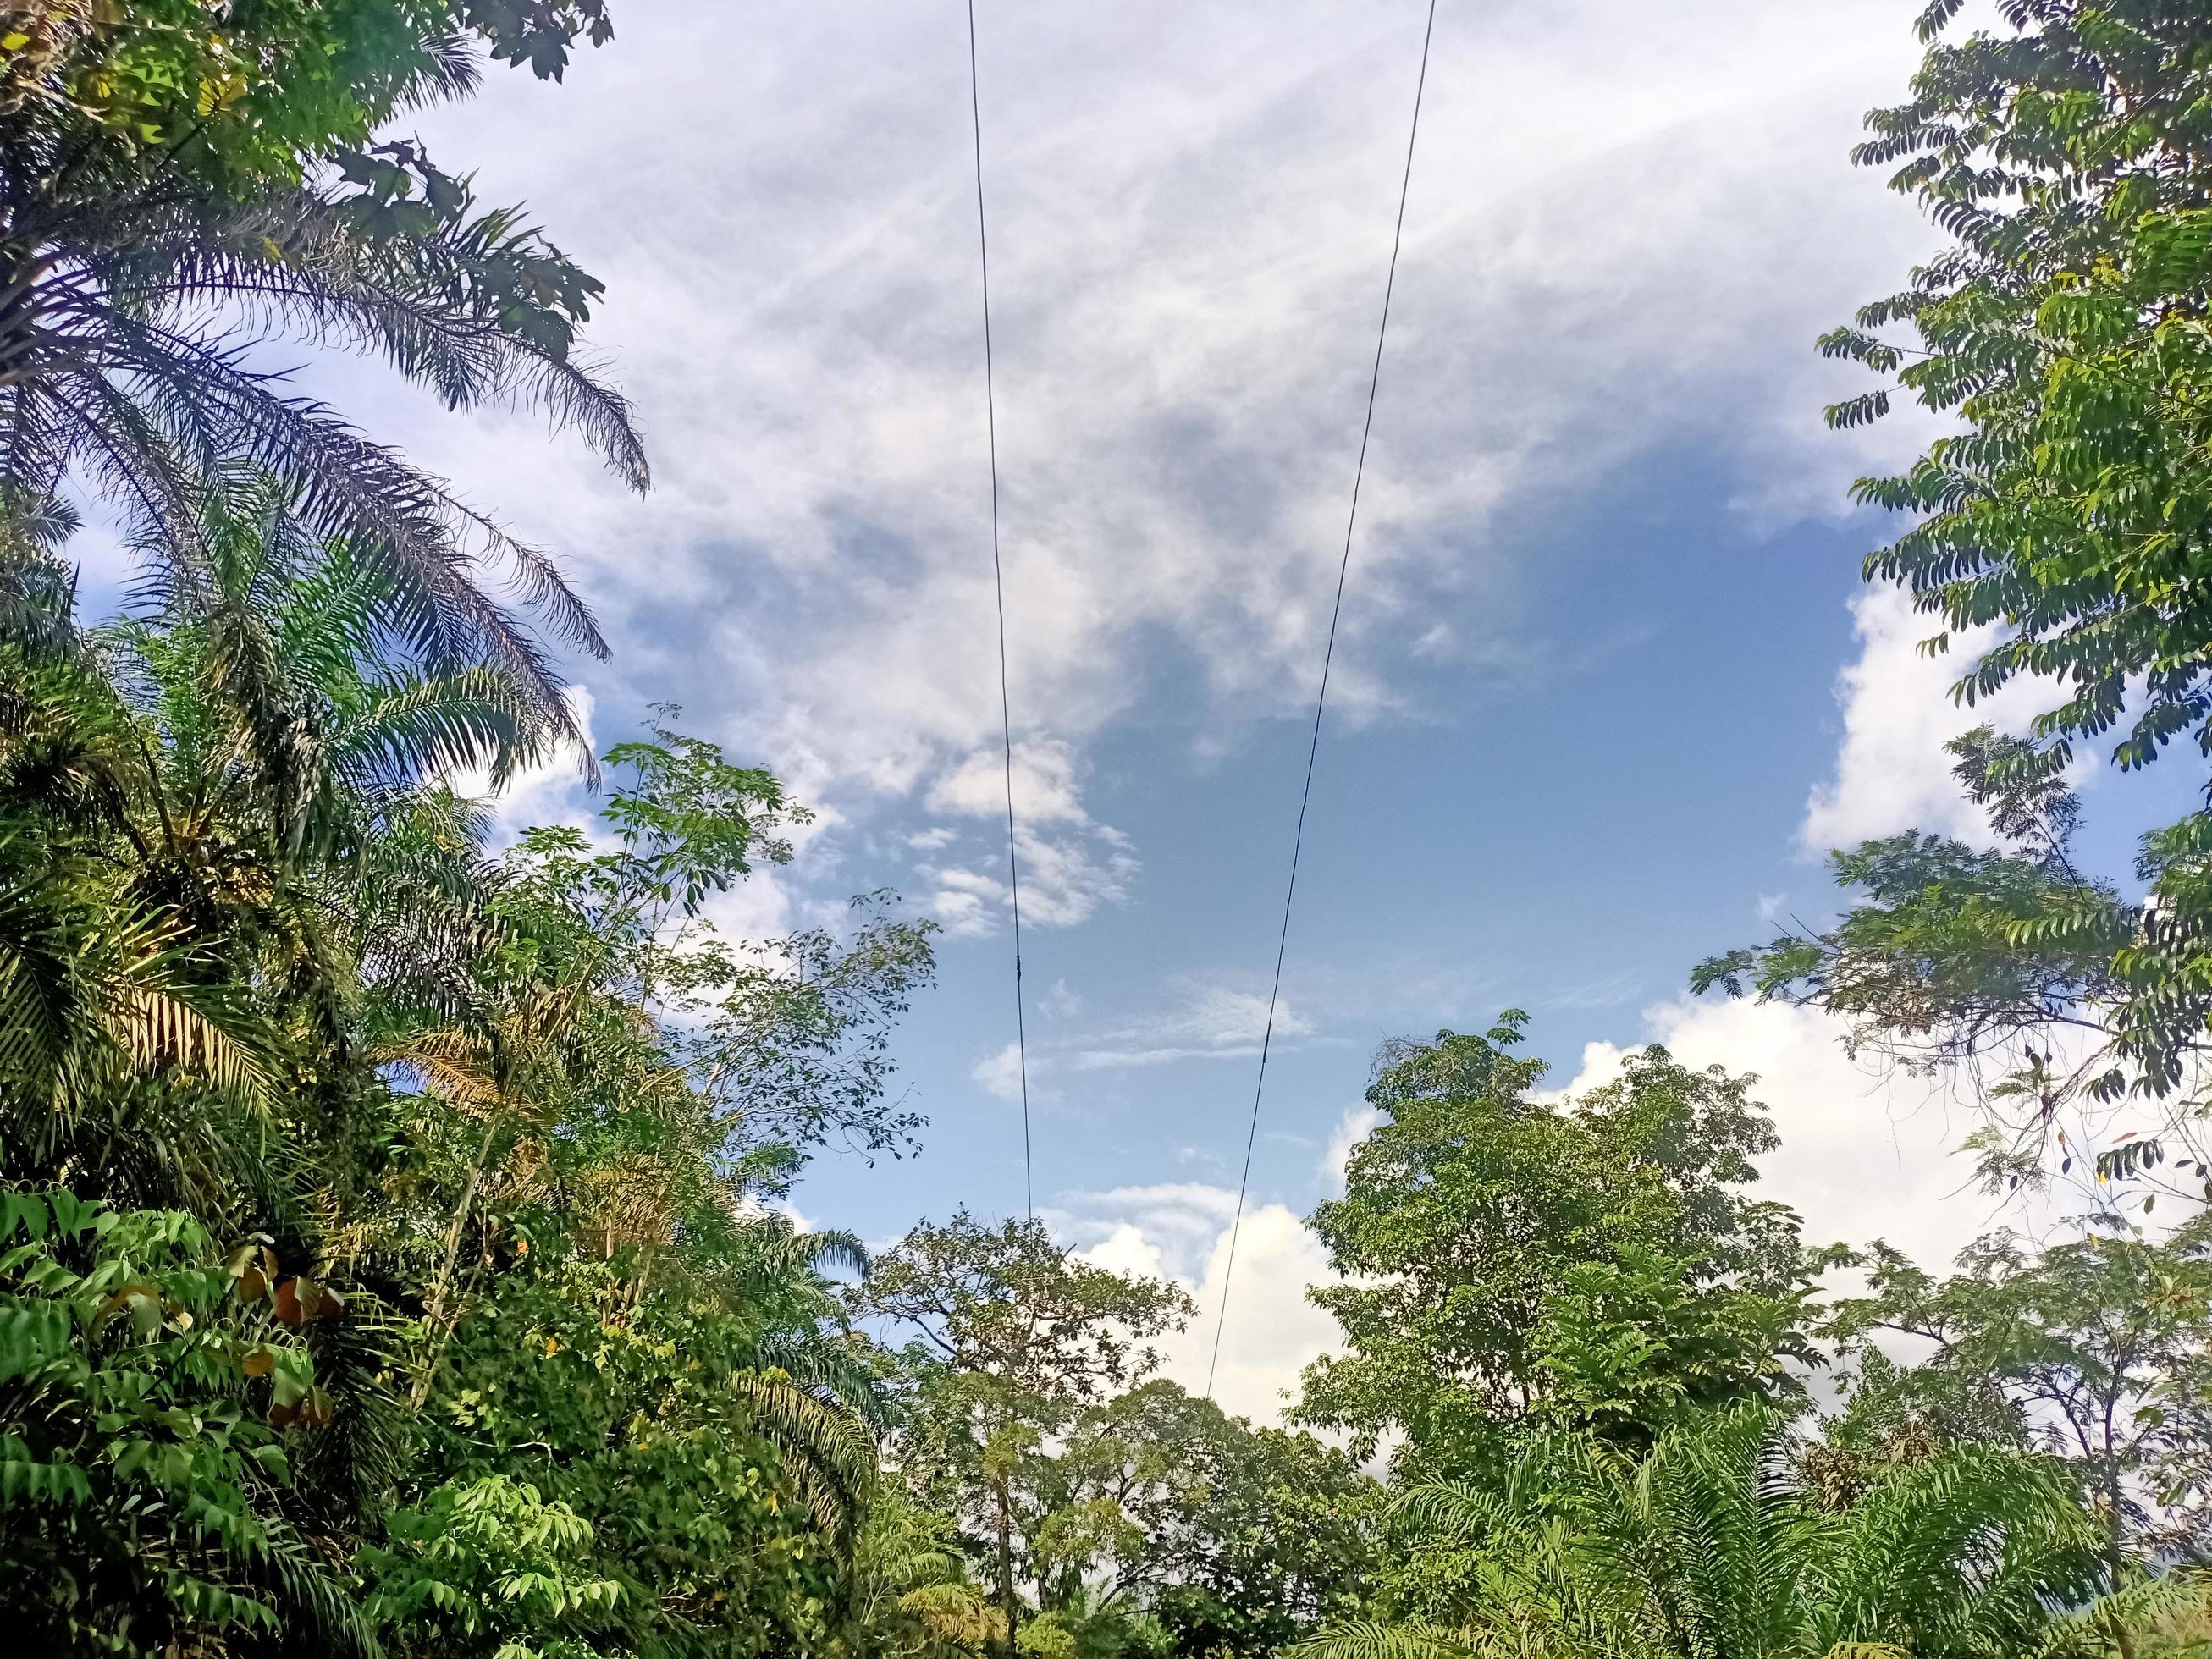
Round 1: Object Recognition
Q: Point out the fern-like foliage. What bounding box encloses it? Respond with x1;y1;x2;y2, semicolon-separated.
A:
1305;1403;2113;1659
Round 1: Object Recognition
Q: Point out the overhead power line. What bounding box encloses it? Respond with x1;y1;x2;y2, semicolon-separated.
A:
965;0;1035;1222
1205;0;1441;1401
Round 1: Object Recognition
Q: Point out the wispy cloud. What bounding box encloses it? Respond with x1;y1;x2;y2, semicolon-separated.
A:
1058;978;1315;1072
334;0;1938;904
911;741;1137;932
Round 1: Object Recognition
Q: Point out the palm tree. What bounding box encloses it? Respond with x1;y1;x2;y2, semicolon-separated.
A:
0;632;279;1193
0;14;644;732
0;472;562;1214
837;1491;1002;1658
1299;1403;2135;1659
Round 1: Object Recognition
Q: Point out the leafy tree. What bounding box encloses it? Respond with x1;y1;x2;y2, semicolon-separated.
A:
862;1210;1195;1656
1295;1017;1819;1470
0;1188;367;1656
833;1488;1003;1659
0;1;615;197
1828;1;2212;788
1796;1345;2031;1513
396;1238;871;1657
361;1474;625;1659
1828;1219;2212;1563
1695;727;2212;1221
1300;1403;2125;1659
0;559;940;1655
0;8;988;1653
0;0;643;732
1040;1380;1374;1659
1799;0;2212;1166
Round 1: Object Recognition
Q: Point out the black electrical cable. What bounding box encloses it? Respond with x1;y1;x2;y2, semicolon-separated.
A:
966;0;1034;1222
1205;0;1440;1400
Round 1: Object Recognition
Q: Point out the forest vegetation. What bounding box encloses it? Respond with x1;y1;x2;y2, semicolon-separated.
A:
3;2;2212;1656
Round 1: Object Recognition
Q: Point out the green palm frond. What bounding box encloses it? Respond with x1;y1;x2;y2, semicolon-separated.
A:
251;1513;387;1659
898;1579;1001;1647
728;1367;879;1556
0;861;276;1122
2;159;643;732
332;666;555;795
2033;1571;2212;1659
1358;1405;2120;1659
1294;1618;1484;1659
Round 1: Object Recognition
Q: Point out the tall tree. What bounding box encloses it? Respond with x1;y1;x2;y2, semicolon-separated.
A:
1800;0;2212;1180
0;0;643;730
1828;1219;2212;1565
1296;1017;1819;1472
860;1210;1194;1656
1695;727;2209;1221
1039;1379;1375;1659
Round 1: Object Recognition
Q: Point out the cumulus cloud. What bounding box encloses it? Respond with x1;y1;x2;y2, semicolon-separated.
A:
1799;585;2052;854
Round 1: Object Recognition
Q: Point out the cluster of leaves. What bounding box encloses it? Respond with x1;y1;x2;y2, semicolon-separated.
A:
0;5;997;1653
0;460;953;1654
1288;1017;2212;1659
0;1188;353;1655
1305;1403;2129;1659
1296;9;2212;1656
0;0;643;752
0;0;613;195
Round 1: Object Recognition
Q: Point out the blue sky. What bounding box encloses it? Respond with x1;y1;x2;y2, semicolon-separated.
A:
75;0;2203;1418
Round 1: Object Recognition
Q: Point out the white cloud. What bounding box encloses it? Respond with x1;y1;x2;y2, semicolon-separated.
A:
1321;1105;1382;1197
1174;1204;1346;1426
1800;585;2050;854
926;740;1089;824
913;741;1137;930
1062;977;1314;1071
1010;821;1140;928
447;683;599;841
919;822;1137;935
1040;978;1083;1021
694;864;797;947
971;1040;1029;1104
924;865;1005;935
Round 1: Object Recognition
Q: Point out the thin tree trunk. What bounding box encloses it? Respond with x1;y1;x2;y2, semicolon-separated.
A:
2103;1447;2136;1659
411;1110;502;1409
995;1474;1019;1659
